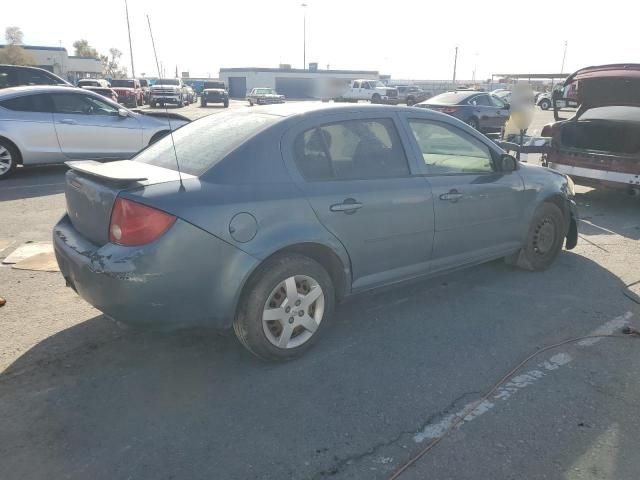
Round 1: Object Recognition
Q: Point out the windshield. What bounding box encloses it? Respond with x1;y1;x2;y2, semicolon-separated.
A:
156;78;180;86
110;80;134;88
205;82;225;89
135;112;279;175
254;88;274;94
579;106;640;121
426;92;470;105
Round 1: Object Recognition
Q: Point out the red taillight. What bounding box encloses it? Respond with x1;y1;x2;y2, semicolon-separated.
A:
443;107;458;113
109;197;176;246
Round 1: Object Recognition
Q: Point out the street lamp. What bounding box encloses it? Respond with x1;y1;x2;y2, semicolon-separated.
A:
301;3;307;70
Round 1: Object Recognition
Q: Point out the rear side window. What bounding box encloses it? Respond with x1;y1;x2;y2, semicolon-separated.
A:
17;69;60;86
0;94;53;112
470;95;490;106
135;111;279;176
294;118;410;181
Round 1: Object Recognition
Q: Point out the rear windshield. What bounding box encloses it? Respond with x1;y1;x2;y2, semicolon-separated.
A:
426;92;471;105
111;80;135;88
135;112;280;176
580;106;640;122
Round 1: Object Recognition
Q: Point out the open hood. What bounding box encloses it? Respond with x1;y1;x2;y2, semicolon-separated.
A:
553;64;640;120
567;64;640;108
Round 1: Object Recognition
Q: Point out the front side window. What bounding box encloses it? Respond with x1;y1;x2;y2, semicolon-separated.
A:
294;118;410;181
489;95;506;108
408;120;494;174
52;93;118;115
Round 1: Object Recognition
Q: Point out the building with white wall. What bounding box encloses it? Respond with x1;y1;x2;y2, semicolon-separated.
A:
219;67;381;98
0;45;103;83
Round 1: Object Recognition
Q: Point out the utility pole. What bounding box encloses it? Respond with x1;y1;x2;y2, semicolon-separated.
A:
301;3;308;70
452;46;458;87
560;40;568;74
125;0;135;78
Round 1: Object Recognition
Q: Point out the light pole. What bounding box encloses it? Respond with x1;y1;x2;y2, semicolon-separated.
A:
452;46;458;87
125;0;135;78
560;40;568;74
301;3;308;70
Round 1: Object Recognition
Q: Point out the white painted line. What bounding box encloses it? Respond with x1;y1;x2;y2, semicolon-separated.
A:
579;219;619;236
413;313;633;444
577;312;633;347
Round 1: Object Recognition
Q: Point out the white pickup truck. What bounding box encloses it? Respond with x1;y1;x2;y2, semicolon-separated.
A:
334;79;399;104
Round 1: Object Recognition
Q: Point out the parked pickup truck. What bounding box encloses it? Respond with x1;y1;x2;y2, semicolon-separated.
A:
335;79;399;104
149;78;188;108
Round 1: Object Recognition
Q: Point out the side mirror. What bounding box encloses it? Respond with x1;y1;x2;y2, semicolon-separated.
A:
117;108;128;118
500;154;518;172
503;102;511;110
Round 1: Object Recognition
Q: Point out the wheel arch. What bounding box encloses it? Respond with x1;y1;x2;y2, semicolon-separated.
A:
0;135;23;165
239;241;351;311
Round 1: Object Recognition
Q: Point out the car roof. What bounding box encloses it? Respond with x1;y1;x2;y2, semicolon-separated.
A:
249;102;455;119
0;85;83;98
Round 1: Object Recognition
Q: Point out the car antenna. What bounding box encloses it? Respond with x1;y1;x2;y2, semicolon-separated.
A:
146;14;185;192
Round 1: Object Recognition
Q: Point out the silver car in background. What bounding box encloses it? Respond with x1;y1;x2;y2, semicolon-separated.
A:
0;86;189;179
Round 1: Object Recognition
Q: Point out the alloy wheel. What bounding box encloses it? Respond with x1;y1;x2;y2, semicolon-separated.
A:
262;275;325;349
0;145;13;175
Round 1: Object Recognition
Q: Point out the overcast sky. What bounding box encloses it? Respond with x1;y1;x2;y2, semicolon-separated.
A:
3;0;637;80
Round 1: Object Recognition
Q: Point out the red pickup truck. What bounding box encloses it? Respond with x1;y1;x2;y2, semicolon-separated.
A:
110;78;144;108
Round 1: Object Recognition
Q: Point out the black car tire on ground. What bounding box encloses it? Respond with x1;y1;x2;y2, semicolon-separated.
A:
248;99;254;106
234;254;335;361
539;99;551;110
0;138;19;180
224;100;229;108
512;202;565;271
371;93;381;104
406;97;415;106
201;99;207;107
467;117;480;130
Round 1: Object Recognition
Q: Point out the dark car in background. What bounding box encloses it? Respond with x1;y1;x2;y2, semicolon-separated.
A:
415;90;510;132
542;63;640;193
110;79;143;108
81;86;119;103
201;81;229;108
0;64;70;89
396;85;430;106
53;104;577;361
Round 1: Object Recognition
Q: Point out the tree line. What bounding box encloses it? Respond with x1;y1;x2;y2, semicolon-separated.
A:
0;27;128;78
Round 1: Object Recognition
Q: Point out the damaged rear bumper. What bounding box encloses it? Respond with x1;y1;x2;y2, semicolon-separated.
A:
53;214;258;329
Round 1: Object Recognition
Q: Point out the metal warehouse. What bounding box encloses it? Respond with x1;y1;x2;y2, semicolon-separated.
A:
219;66;380;99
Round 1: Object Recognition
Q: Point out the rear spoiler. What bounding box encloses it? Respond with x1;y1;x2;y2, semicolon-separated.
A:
66;160;195;185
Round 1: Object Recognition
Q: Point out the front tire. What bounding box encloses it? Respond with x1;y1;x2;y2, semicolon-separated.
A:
513;203;565;271
233;254;335;361
539;99;551;110
0;139;19;180
371;93;381;104
201;99;207;107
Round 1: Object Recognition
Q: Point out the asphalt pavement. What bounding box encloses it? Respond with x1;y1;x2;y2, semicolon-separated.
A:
1;106;639;480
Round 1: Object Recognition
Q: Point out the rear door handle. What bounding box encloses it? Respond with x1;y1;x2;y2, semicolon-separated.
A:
330;199;363;214
59;119;78;125
439;190;464;202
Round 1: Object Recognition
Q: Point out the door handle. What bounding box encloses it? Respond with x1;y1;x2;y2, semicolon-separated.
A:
59;119;77;125
330;199;363;214
439;190;464;202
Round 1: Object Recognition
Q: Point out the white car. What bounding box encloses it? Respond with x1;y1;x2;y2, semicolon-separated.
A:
0;86;189;179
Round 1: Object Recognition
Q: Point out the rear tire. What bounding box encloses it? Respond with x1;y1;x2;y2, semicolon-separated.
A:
223;100;229;108
233;254;335;361
371;93;381;104
539;99;551;110
248;99;254;106
0;139;19;180
201;100;207;107
513;203;565;271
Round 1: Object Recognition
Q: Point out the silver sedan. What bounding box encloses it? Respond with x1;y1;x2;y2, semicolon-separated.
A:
0;86;189;179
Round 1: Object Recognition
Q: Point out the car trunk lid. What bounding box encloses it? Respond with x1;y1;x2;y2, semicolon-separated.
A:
64;160;193;246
